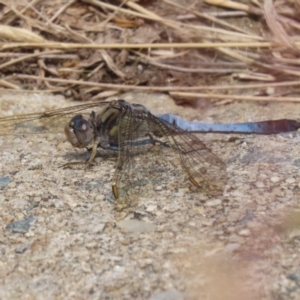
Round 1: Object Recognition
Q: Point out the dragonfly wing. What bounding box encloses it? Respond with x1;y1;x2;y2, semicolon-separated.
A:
169;127;227;196
0;101;111;135
112;109;227;212
111;108;178;211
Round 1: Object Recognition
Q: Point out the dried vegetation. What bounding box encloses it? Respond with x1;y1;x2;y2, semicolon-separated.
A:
0;0;300;104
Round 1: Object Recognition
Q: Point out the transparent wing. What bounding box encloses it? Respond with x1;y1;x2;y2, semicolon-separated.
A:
149;114;227;197
170;126;227;197
112;109;227;211
0;101;111;135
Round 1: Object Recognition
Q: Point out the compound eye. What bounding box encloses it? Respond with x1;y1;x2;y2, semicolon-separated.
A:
65;115;93;148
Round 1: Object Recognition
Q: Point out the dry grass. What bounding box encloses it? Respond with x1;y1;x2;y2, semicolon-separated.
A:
0;0;300;104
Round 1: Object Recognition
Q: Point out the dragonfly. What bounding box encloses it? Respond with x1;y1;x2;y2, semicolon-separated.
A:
1;99;299;211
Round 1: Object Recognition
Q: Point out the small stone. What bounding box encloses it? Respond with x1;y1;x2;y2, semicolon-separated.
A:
117;220;156;233
205;199;222;207
178;188;189;194
257;205;266;211
146;204;157;212
63;194;77;208
25;231;35;237
0;195;5;203
15;243;30;254
6;216;35;233
288;229;300;240
238;229;251;236
188;220;196;227
256;198;266;205
255;181;265;188
120;238;131;245
286;178;295;184
150;289;184;300
226;226;236;233
7;181;16;188
225;243;241;252
5;191;14;198
201;219;213;226
0;176;10;186
81;262;92;273
139;258;153;269
228;234;245;244
270;176;280;183
33;197;41;203
56;141;70;150
247;221;260;229
272;187;283;197
94;194;105;201
257;168;267;176
91;223;105;233
215;216;226;224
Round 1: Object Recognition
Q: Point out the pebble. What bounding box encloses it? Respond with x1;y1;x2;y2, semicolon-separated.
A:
272;187;283;197
215;216;226;224
259;173;268;179
150;289;184;300
6;216;35;233
226;226;236;233
0;195;5;203
255;196;267;204
33;197;41;203
270;176;280;183
120;238;131;246
238;229;251;236
117;220;156;233
231;190;244;197
91;223;105;233
25;231;35;237
4;191;14;198
56;141;70;150
247;221;260;229
225;243;241;252
139;258;153;269
15;243;30;254
205;199;222;207
146;204;157;212
257;205;267;211
228;234;245;244
285;178;295;184
63;194;78;208
7;181;16;188
201;219;213;226
0;176;10;186
255;181;265;188
94;194;105;201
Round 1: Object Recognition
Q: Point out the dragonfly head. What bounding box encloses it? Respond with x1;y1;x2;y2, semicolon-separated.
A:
64;114;94;148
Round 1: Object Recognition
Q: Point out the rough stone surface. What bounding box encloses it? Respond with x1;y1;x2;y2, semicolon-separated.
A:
1;92;300;299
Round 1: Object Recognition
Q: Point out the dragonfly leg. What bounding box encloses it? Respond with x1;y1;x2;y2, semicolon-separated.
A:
84;143;98;169
60;161;86;169
60;142;98;169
